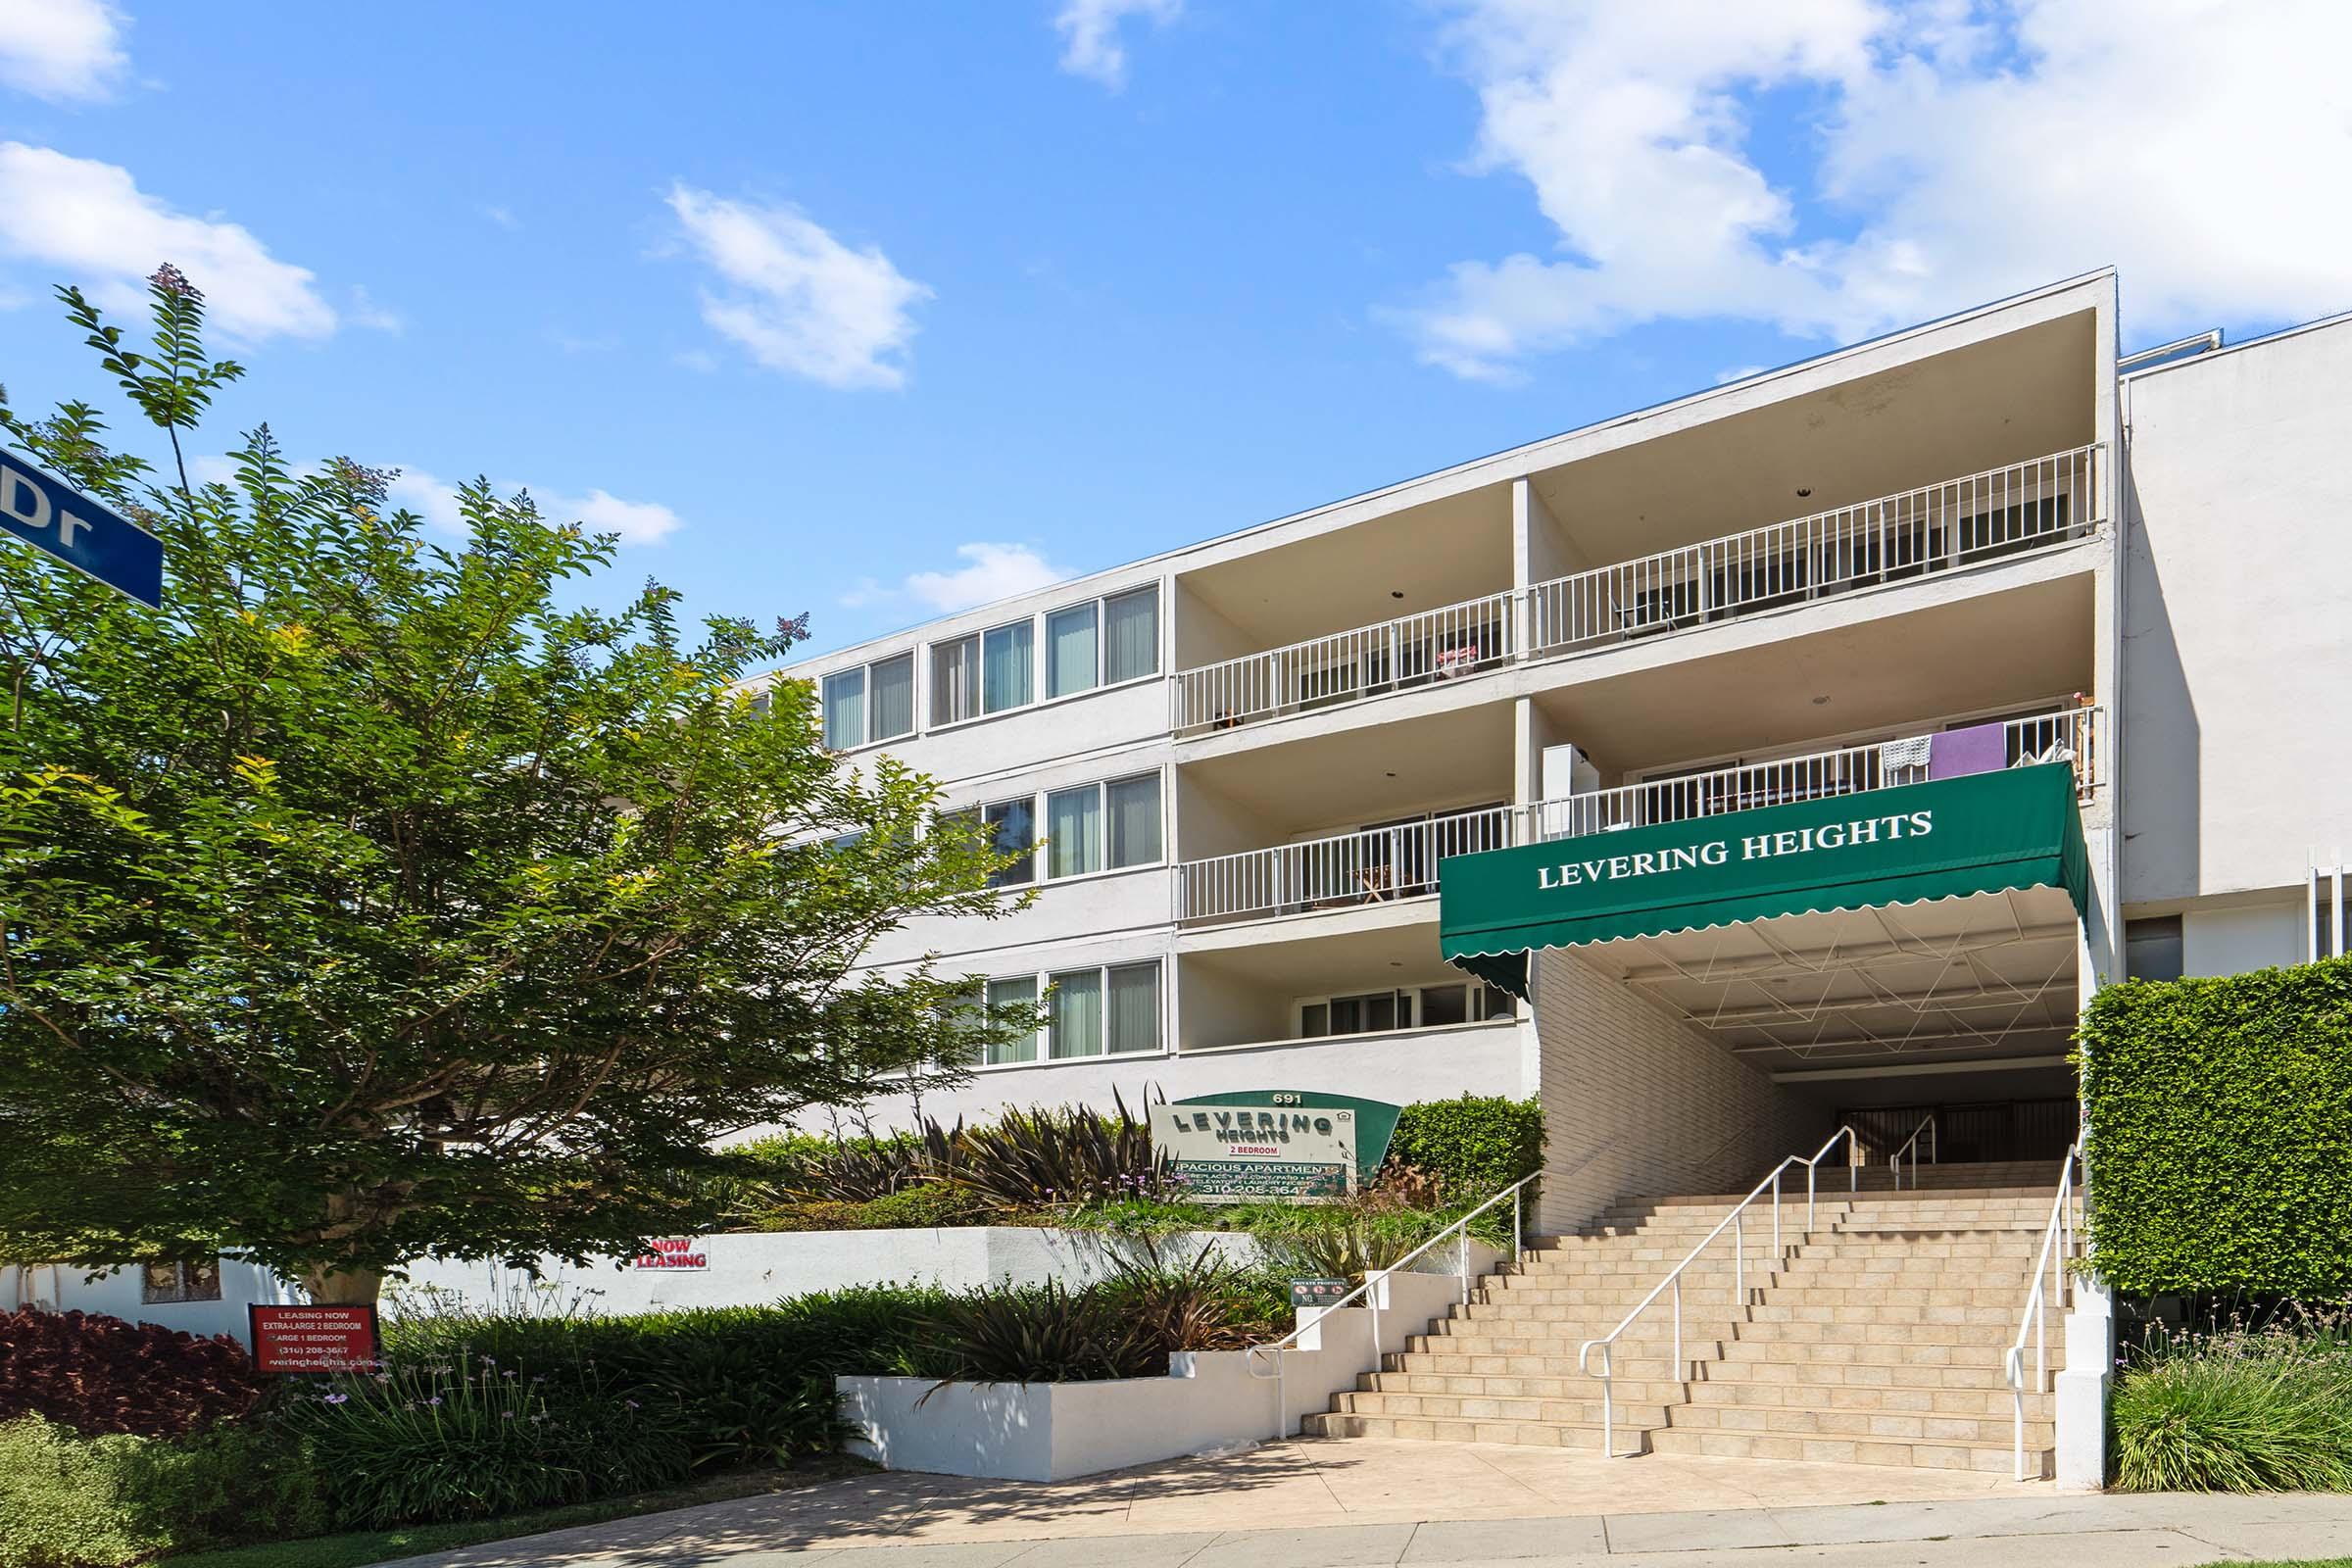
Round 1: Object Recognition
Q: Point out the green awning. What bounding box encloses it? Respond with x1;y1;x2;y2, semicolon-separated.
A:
1442;763;2088;998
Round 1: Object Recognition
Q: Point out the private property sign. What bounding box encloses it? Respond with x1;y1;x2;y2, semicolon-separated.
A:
0;454;164;609
1152;1092;1403;1202
248;1304;380;1374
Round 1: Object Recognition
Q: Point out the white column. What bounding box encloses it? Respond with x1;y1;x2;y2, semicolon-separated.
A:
2055;1275;2115;1489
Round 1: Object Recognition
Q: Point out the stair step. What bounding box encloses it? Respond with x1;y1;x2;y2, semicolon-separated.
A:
1645;1429;2051;1477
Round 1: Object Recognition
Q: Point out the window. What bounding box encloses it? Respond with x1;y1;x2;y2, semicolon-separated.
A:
1107;962;1161;1054
932;635;980;726
1046;604;1099;699
821;668;864;751
974;963;1162;1065
1106;774;1162;867
2125;916;2184;982
1049;968;1103;1057
1013;773;1164;881
1104;587;1159;683
141;1258;221;1304
868;653;914;740
819;652;914;749
982;798;1036;887
1298;983;1511;1039
1046;785;1102;878
986;976;1041;1064
982;621;1033;712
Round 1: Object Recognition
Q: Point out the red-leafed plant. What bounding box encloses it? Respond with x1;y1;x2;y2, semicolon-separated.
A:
0;1306;264;1438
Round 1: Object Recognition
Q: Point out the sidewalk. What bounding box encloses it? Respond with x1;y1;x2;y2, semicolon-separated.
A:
381;1439;2352;1567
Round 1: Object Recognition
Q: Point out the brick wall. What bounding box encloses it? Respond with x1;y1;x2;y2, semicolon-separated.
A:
1533;947;1834;1235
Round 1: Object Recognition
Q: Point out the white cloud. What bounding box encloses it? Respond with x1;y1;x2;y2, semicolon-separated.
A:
1401;0;2352;380
480;204;519;230
347;284;402;332
848;542;1072;614
384;469;683;546
1054;0;1180;89
665;184;930;389
0;143;338;342
0;0;127;102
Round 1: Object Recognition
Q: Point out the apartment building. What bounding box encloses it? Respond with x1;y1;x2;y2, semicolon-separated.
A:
767;270;2352;1219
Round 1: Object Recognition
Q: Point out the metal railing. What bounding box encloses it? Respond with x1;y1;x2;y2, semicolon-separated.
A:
1887;1111;1938;1190
1527;446;2100;656
1171;590;1516;733
1176;805;1518;924
1524;706;2103;846
1245;1174;1535;1440
1578;1125;1862;1457
2006;1142;2082;1481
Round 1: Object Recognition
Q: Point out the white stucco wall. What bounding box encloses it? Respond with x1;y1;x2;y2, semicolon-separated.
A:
837;1264;1477;1481
1;1259;297;1346
835;1019;1529;1136
2180;900;2305;978
2121;316;2352;912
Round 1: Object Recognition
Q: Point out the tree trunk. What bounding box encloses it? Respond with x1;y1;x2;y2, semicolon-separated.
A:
301;1263;383;1306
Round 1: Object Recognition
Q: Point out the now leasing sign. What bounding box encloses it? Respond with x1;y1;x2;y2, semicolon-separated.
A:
1440;764;2089;970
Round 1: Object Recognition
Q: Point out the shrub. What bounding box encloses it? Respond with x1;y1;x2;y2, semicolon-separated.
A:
0;1414;323;1568
0;1307;263;1439
2080;957;2352;1296
951;1093;1171;1206
381;1286;942;1465
2111;1312;2352;1492
918;1250;1289;1385
282;1355;691;1529
1383;1096;1544;1203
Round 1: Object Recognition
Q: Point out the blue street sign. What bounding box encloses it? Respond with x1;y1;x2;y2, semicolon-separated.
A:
0;453;164;609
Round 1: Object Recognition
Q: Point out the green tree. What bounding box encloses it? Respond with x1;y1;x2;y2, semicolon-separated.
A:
0;270;1027;1303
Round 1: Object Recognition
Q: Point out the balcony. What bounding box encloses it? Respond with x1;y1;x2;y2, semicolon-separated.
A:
1172;708;2101;925
1168;447;2102;737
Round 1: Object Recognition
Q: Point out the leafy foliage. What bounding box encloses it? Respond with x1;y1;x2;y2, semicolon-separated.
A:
951;1093;1172;1205
380;1289;942;1466
1382;1095;1544;1203
0;270;1032;1300
2111;1307;2352;1492
2079;957;2352;1296
0;1307;262;1440
917;1250;1286;1385
0;1414;323;1568
282;1355;691;1529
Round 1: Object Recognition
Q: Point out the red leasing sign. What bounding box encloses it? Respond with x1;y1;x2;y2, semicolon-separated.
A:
248;1304;380;1374
631;1237;708;1271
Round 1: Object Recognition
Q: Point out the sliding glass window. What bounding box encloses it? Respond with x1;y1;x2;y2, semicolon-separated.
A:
1036;772;1159;880
1106;773;1162;867
982;798;1036;887
820;668;864;751
867;653;914;740
1046;604;1099;699
931;635;979;726
1103;586;1159;684
1106;962;1160;1054
1048;969;1103;1058
1045;785;1103;878
985;976;1040;1064
982;621;1033;712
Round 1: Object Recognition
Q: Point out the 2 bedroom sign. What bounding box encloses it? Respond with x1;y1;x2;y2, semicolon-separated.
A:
1151;1091;1401;1203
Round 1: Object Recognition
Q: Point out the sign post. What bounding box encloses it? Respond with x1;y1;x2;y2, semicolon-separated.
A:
0;453;163;609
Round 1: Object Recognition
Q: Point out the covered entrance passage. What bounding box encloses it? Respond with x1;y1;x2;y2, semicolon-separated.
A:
1439;762;2089;1226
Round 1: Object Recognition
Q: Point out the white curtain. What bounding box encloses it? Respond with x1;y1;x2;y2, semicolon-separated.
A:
1047;605;1098;698
868;654;913;740
1049;969;1102;1058
1104;588;1158;683
986;976;1039;1064
983;622;1033;712
821;669;864;749
1046;786;1102;878
1106;963;1159;1054
1106;774;1161;867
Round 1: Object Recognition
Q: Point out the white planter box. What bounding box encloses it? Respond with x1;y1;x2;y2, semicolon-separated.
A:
837;1255;1493;1482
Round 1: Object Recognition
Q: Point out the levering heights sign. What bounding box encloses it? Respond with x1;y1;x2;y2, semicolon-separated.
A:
1439;763;2089;995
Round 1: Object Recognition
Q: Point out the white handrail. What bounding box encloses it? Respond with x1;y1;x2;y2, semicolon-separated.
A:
1577;1125;1861;1457
1887;1111;1937;1190
2005;1142;2082;1480
1244;1173;1536;1440
1176;804;1518;924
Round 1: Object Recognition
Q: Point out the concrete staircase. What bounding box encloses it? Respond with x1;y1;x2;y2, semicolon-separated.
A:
1302;1159;2081;1476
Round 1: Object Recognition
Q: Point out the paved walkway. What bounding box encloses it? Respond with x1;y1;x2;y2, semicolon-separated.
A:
384;1439;2352;1567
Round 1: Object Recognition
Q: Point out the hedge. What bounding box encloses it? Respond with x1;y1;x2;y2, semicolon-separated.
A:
2080;956;2352;1297
1383;1095;1544;1201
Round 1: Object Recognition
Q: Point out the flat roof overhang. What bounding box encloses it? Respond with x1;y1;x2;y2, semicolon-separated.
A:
1440;764;2088;1072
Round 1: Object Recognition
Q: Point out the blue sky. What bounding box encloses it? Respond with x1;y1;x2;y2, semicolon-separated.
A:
4;1;2347;657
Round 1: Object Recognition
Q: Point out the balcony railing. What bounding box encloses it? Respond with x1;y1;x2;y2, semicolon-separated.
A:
1526;707;2102;843
1175;805;1518;925
1169;447;2102;735
1172;708;2100;925
1526;447;2099;656
1170;590;1517;734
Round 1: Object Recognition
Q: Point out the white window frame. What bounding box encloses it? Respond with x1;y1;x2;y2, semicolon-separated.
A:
819;651;916;752
925;584;1161;734
947;768;1166;888
975;959;1167;1069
